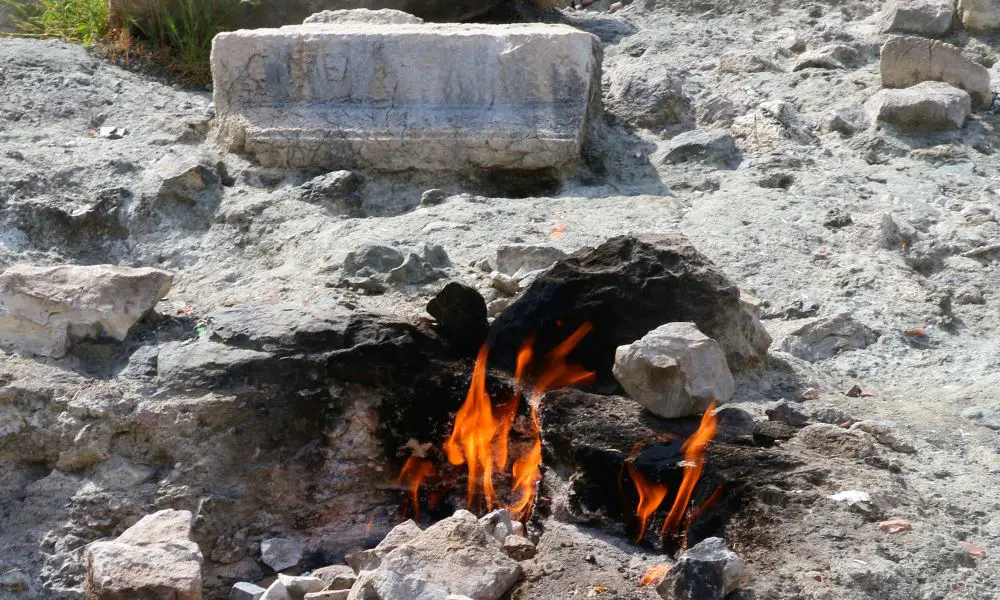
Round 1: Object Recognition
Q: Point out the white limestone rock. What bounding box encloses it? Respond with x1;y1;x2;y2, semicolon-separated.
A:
303;8;423;25
879;36;992;110
878;0;954;37
865;82;972;130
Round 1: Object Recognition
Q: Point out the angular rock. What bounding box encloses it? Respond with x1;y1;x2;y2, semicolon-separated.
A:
495;244;567;277
303;9;424;24
212;23;602;171
790;423;876;459
487;235;772;386
778;313;879;362
264;574;325;600
865;82;972;130
880;37;992;109
957;0;1000;32
117;509;194;546
341;243;450;290
731;100;815;152
851;421;916;454
661;130;738;166
716;52;781;73
607;62;686;129
502;536;536;561
0;264;173;358
825;106;871;135
479;509;515;544
152;150;228;203
232;582;267;600
613;322;735;419
792;44;859;71
299;171;363;216
261;538;305;572
878;0;954;36
347;520;423;573
311;565;356;590
426;282;488;355
766;400;811;427
656;537;743;600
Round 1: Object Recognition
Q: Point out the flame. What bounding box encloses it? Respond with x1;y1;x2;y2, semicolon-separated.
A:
639;564;672;587
398;456;435;520
627;461;668;543
661;402;718;537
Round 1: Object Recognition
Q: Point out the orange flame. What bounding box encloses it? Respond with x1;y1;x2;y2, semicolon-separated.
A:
627;461;669;543
639;564;672;587
398;456;435;520
661;402;718;537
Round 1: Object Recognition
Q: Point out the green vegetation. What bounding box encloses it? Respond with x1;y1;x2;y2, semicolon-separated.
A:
2;0;108;45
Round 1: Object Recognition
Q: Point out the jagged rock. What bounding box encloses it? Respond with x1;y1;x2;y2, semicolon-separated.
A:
613;322;735;419
231;582;267;600
790;423;877;458
86;509;203;600
495;244;567;277
607;62;686;129
766;400;811;427
851;421;916;454
502;536;537;561
488;234;772;386
261;538;305;572
957;0;1000;32
660;130;739;166
731;100;815;152
880;37;992;110
151;150;229;202
878;0;954;36
778;313;880;362
303;9;424;24
426;282;488;355
656;537;743;600
341;243;450;290
299;171;363;216
0;264;173;358
792;44;859;71
865;82;972;130
716;52;781;73
262;574;325;600
479;509;515;544
311;565;356;590
825;106;871;135
347;520;423;573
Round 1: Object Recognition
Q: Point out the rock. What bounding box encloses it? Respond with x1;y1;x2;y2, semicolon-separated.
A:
232;582;267;600
778;313;880;362
716;52;781;73
880;37;992;110
212;23;602;171
0;264;173;358
878;0;954;36
766;400;811;427
851;421;917;453
694;96;737;127
613;322;735;419
362;510;521;600
489;272;521;296
479;509;515;544
495;245;567;277
86;509;203;600
811;406;853;426
311;565;356;591
790;423;877;458
792;44;859;71
957;0;1000;32
864;82;972;130
347;520;423;573
825;105;871;135
487;234;772;386
341;243;450;290
264;574;325;600
426;282;488;355
607;62;686;129
151;150;229;202
502;536;537;561
656;537;743;600
962;406;1000;430
303;8;424;24
261;538;305;572
661;130;739;166
714;406;756;442
731;100;815;152
299;171;363;216
304;592;349;600
420;189;449;207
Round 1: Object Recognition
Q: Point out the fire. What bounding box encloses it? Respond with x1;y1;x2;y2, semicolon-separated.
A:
398;456;435;520
626;460;668;543
661;401;718;537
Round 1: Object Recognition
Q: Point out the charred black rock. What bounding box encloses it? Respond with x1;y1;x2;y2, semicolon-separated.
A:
427;282;489;356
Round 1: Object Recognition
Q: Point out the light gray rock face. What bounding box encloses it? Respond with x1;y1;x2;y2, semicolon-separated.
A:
865;82;972;130
790;423;877;458
231;581;267;600
262;574;326;600
0;264;173;358
957;0;1000;32
613;322;735;419
792;44;859;71
656;537;743;600
86;509;203;600
340;243;450;291
879;37;992;110
878;0;954;36
347;520;423;573
303;8;424;24
661;130;738;165
211;23;602;172
716;52;781;73
778;313;880;362
607;62;686;129
495;245;567;277
261;537;305;571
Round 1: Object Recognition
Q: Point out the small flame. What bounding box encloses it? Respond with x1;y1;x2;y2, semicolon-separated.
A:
639;564;672;587
661;402;718;537
627;460;668;543
398;456;435;520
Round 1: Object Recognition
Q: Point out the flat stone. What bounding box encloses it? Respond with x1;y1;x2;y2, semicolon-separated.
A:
347;520;423;573
879;36;992;110
116;509;193;546
790;423;877;459
878;0;954;36
212;23;601;171
303;8;424;24
865;82;972;130
261;538;305;572
311;565;356;591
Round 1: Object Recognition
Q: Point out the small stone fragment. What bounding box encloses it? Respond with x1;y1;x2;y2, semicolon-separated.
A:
347;520;423;573
661;130;738;166
877;519;913;534
261;538;305;572
231;581;267;600
479;509;514;543
420;189;448;207
656;537;743;600
779;313;880;362
427;282;489;355
502;535;537;561
766;400;811;427
851;421;916;454
845;384;863;397
825;106;870;136
311;565;356;591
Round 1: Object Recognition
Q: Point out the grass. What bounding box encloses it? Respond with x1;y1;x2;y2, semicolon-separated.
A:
1;0;108;45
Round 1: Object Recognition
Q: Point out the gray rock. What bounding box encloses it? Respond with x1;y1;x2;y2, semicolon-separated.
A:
878;0;954;36
656;537;743;600
502;536;536;561
715;406;756;442
851;421;917;453
792;44;858;71
347;520;423;573
151;149;228;203
495;244;567;277
661;130;738;165
880;37;992;109
261;537;305;572
420;189;449;207
957;0;1000;32
962;406;1000;430
342;243;450;289
613;322;735;419
825;106;871;135
731;100;815;152
607;62;686;129
790;423;877;458
303;8;424;24
694;95;737;127
766;400;811;427
232;582;267;600
717;52;781;73
311;565;356;591
479;509;515;544
300;170;363;216
812;406;854;426
865;82;972;130
779;313;880;362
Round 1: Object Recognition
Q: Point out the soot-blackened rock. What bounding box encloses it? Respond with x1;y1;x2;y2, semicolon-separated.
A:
426;282;489;356
487;234;770;387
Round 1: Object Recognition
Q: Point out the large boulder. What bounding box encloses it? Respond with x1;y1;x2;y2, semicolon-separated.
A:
86;509;203;600
0;264;173;357
877;0;954;37
864;81;972;130
879;36;992;110
211;22;602;172
956;0;1000;32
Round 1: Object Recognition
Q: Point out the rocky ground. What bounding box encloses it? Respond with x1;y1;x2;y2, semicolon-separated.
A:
2;0;1000;598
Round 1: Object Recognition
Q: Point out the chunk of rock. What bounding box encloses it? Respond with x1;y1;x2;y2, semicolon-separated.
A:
502;536;537;561
716;52;781;73
357;510;521;600
660;130;738;166
613;322;735;419
778;313;880;362
150;149;229;205
341;243;450;290
880;37;992;109
262;574;325;600
731;100;815;152
311;565;356;590
212;23;601;171
261;537;305;572
792;44;859;71
825;106;871;135
232;581;267;600
878;0;954;36
790;423;877;458
864;82;972;130
962;406;1000;430
607;62;687;129
426;282;488;355
766;400;811;427
303;8;424;24
656;537;743;600
299;170;363;216
957;0;1000;32
86;509;203;600
0;264;173;358
495;244;567;277
488;234;772;385
479;509;515;544
347;520;423;573
851;421;916;453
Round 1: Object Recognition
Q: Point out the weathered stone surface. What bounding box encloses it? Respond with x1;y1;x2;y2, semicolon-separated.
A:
347;520;423;573
880;37;992;109
792;44;859;71
502;536;537;561
825;105;871;135
262;574;325;600
488;235;772;385
865;82;972;130
0;264;173;358
613;322;735;419
340;243;450;291
479;509;515;544
607;62;686;129
299;170;363;216
766;400;811;427
789;423;877;458
117;509;194;546
426;282;488;355
957;0;1000;32
661;130;738;166
261;538;305;571
231;581;267;600
311;565;356;590
778;313;879;362
851;421;916;454
878;0;954;36
495;244;567;277
717;52;781;73
303;8;424;24
656;537;743;600
212;23;602;172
